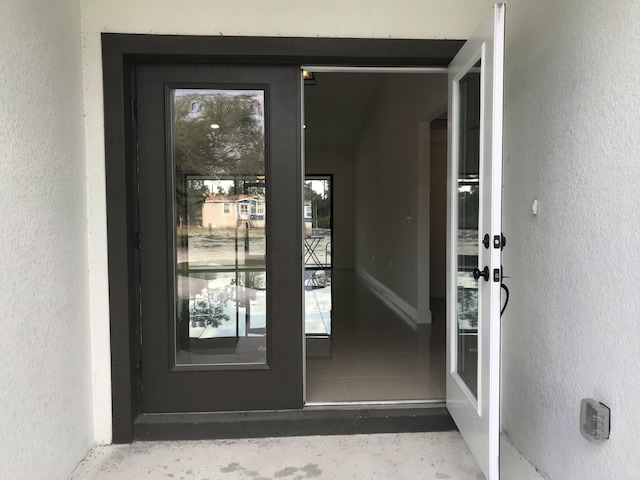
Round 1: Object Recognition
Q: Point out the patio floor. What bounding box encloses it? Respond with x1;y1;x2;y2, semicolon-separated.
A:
70;432;543;480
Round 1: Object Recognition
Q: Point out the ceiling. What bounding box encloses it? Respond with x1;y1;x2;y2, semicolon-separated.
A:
303;72;382;153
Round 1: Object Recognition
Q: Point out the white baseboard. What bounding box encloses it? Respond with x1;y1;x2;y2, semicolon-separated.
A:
356;268;420;330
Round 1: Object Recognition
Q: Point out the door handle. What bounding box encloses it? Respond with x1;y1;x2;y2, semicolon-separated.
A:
473;266;490;282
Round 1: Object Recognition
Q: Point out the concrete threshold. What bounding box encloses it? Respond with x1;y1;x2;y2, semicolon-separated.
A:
133;404;455;441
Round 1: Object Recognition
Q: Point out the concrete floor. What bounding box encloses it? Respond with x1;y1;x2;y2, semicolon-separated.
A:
70;432;543;480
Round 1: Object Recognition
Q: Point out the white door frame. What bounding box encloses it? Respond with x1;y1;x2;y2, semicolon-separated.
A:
301;9;505;473
446;4;505;479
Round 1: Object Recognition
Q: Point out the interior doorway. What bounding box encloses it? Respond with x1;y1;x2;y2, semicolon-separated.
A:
304;176;333;357
302;71;449;404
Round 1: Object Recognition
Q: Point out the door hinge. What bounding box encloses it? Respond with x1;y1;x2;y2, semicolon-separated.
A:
136;231;141;251
132;97;138;120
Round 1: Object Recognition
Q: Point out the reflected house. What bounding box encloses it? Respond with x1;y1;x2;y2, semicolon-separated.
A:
202;193;266;229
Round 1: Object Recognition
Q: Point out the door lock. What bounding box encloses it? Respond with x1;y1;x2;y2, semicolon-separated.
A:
473;266;490;282
494;233;507;250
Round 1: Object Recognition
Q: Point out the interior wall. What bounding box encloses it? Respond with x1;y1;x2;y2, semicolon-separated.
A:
0;0;93;478
430;126;447;299
80;0;496;440
305;150;354;270
501;1;640;478
354;74;447;310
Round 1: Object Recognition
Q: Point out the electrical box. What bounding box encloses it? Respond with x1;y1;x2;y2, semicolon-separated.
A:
580;398;610;443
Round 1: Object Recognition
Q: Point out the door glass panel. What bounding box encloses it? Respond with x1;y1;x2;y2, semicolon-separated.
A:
303;177;332;354
172;88;267;366
456;60;481;397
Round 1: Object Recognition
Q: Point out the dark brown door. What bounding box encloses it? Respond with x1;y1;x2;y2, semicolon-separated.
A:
136;63;303;413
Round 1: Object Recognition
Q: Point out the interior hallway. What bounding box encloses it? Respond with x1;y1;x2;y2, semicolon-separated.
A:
306;271;446;403
70;432;543;480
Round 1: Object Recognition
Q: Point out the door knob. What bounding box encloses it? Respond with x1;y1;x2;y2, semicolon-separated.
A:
473;266;490;281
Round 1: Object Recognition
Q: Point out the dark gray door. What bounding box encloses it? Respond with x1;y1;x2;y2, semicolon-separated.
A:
136;64;303;413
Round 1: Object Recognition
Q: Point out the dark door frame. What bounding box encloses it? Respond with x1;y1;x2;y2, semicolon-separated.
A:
102;33;463;443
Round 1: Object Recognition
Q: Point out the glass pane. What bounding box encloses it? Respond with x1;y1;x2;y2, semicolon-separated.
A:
456;60;481;397
304;177;332;354
172;88;267;366
303;178;332;269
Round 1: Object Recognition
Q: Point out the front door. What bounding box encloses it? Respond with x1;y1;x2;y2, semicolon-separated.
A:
136;64;303;412
446;4;505;480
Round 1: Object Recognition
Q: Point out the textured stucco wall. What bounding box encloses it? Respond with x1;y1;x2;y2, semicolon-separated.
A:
501;1;640;478
80;0;495;441
0;0;93;478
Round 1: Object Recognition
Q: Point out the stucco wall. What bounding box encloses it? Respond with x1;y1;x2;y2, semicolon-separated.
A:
354;74;447;310
0;0;93;478
501;1;640;478
4;0;637;476
76;1;640;476
80;0;496;441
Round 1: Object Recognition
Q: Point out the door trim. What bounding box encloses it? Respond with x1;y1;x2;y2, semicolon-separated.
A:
102;34;464;443
134;405;456;441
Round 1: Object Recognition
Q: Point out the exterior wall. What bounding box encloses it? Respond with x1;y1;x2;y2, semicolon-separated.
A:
72;2;640;477
202;202;237;228
501;1;640;478
81;0;504;442
3;0;636;476
354;74;447;310
81;0;496;39
0;0;93;478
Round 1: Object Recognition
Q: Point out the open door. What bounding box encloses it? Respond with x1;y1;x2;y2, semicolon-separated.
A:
446;4;505;480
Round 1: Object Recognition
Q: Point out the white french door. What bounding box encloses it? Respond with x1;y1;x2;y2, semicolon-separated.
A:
446;4;505;480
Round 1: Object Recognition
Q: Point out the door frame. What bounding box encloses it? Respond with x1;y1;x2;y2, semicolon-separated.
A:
102;34;464;443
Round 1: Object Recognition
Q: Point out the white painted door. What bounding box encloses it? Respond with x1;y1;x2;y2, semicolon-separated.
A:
446;4;505;480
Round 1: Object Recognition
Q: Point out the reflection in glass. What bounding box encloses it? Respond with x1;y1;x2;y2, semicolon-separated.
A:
456;60;481;397
172;88;267;366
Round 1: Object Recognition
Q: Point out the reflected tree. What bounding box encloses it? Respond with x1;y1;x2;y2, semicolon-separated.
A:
458;186;479;230
190;280;233;328
304;180;331;229
175;91;265;227
174;92;265;176
185;179;209;226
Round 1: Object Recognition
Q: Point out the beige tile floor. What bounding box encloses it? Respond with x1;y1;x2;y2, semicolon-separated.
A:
306;271;446;403
70;433;544;480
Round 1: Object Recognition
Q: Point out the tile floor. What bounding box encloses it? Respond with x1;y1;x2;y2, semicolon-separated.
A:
306;270;446;403
70;432;544;480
